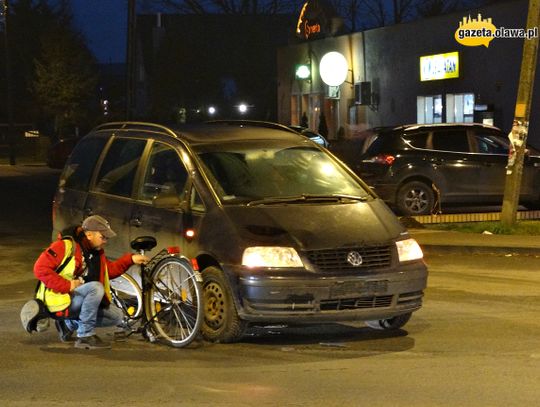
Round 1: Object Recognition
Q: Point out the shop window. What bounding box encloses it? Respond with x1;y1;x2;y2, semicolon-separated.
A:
446;93;474;123
417;95;442;124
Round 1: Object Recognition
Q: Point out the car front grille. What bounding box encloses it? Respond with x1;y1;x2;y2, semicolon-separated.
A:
320;295;393;311
243;294;394;313
304;245;392;272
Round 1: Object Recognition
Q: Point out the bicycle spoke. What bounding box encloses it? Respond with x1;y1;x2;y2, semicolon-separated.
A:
145;257;203;347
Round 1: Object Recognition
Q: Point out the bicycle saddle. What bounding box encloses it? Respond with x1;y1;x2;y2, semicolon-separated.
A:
130;236;157;252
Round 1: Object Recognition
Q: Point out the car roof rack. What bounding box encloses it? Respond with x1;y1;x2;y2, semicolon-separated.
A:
206;120;298;135
93;121;178;138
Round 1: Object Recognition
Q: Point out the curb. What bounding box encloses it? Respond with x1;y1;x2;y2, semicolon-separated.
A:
421;244;540;256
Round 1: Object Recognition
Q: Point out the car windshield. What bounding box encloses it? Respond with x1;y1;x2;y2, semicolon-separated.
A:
196;142;370;205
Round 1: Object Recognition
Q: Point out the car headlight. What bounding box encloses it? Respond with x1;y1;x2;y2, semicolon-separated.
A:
396;238;423;262
242;247;304;268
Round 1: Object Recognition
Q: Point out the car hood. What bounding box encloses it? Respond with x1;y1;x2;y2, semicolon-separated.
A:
222;199;405;250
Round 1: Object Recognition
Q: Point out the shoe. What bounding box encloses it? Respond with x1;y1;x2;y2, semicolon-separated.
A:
55;320;74;342
74;335;111;350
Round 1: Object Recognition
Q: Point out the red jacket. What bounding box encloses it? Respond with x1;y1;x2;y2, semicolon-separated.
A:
34;238;134;295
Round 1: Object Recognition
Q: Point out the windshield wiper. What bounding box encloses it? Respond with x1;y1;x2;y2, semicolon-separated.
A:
247;194;369;206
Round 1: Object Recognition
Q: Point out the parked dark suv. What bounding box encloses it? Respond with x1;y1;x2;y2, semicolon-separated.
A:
332;123;540;215
52;121;427;342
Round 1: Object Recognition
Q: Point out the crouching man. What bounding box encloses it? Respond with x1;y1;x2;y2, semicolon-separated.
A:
34;215;148;349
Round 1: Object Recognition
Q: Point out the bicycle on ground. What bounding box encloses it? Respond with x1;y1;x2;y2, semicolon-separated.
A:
109;236;203;348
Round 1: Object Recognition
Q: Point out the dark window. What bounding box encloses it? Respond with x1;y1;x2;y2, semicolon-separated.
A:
138;142;188;204
474;132;509;154
95;138;146;197
431;130;469;152
403;132;429;148
60;137;108;191
364;132;398;155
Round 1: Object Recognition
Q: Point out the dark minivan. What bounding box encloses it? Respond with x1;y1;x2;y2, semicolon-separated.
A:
332;123;540;215
52;121;427;342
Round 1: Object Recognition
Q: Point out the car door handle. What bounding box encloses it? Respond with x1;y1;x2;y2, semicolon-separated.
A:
130;217;142;227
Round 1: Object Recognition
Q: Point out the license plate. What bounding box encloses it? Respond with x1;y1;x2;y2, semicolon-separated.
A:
330;280;388;298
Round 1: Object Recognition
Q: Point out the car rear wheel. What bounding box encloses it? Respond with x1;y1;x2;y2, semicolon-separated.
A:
365;312;412;330
201;266;247;343
396;181;434;216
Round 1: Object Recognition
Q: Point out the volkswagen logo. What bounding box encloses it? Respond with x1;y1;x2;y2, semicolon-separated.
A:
346;251;363;267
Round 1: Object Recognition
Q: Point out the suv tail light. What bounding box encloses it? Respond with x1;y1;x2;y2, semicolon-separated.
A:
368;154;396;165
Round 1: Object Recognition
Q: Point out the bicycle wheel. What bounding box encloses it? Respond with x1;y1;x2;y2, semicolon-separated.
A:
145;257;203;348
110;272;143;320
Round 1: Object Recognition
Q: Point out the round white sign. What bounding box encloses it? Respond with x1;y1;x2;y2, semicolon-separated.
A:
319;52;348;86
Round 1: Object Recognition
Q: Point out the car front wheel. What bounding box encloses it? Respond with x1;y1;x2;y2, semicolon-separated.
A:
396;181;434;216
365;312;412;330
201;266;247;343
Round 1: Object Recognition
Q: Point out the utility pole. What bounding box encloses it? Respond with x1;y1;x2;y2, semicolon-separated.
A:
126;0;136;120
500;0;540;227
2;0;15;165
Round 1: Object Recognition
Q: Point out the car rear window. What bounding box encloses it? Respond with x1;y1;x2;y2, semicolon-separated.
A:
60;137;108;191
403;132;429;148
431;130;469;152
94;138;147;197
363;132;399;155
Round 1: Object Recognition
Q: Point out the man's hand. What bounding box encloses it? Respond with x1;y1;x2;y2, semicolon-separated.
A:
70;277;84;292
132;254;150;265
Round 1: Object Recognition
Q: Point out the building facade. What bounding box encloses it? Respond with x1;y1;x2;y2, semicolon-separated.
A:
277;0;540;147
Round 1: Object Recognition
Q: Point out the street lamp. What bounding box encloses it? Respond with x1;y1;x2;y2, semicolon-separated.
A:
238;103;248;114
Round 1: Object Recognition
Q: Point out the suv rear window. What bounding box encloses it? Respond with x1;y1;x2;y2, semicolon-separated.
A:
431;130;469;152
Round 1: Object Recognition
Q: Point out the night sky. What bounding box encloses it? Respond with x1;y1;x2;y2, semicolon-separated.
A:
71;0;127;64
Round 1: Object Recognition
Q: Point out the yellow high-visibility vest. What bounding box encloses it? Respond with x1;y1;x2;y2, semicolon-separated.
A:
36;238;75;313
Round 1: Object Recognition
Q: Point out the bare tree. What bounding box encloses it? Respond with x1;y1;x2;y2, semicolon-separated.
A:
140;0;302;14
334;0;497;31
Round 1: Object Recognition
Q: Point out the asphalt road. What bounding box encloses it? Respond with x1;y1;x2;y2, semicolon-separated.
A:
1;165;539;406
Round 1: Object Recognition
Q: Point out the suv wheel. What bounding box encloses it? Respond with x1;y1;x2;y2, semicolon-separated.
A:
365;312;412;330
201;266;247;343
396;181;434;216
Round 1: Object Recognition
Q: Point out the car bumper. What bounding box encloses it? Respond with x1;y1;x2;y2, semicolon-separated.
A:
231;262;427;323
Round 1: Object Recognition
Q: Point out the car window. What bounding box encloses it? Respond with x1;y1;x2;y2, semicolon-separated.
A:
60;137;108;191
190;185;205;212
198;143;370;204
431;130;469;152
94;138;146;197
473;132;509;154
363;133;391;155
403;132;429;148
138;142;188;204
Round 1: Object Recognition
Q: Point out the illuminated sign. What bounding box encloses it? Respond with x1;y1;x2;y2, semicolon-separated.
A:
319;51;348;86
420;52;459;81
295;64;311;79
296;2;321;39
